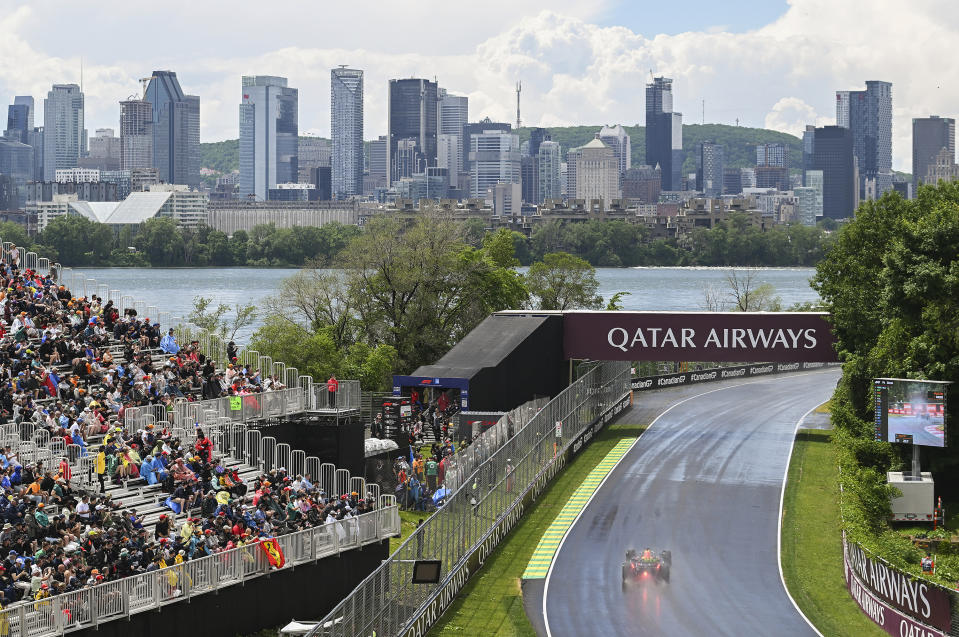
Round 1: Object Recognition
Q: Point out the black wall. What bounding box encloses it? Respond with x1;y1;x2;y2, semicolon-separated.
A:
74;540;389;637
251;418;366;476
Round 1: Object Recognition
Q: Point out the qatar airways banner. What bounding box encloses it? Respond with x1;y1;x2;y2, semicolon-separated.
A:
563;311;839;362
844;538;952;634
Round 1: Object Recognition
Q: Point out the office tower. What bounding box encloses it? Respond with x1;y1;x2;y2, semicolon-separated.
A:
912;116;955;192
573;138;620;203
597;124;631;177
27;128;43;182
520;155;538;204
367;136;388;189
537;140;562;202
437;134;459;189
297;137;330;184
5;97;34;143
528;128;550;159
566;148;581;198
756;142;788;168
812;126;857;219
437;89;468;181
469;129;520;198
120;99;154;171
794;187;818;226
696;142;724;197
145;70;200;187
804;170;824;219
645;77;683;190
802;125;816;185
83;128;121;171
623;165;662;202
740;167;756;189
309;167;333;200
331;67;363;199
463;119;511;172
836;80;892;199
0;139;35;208
42;84;85;181
239;75;298;201
388;78;438;185
722;168;742;195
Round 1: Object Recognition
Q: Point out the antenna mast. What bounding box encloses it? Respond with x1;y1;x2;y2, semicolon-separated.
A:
515;81;522;129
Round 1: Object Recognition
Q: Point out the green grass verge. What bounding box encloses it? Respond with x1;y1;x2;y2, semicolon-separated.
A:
392;509;434;554
428;422;647;636
781;429;886;637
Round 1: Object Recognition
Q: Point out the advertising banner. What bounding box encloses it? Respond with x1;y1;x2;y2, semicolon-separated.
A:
564;311;838;362
631;362;831;391
843;538;952;634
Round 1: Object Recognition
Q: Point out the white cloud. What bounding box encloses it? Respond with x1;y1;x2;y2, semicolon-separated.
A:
1;1;958;170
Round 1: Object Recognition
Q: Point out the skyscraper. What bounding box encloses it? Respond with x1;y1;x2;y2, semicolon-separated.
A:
469;129;520;198
239;75;298;201
145;70;200;187
912;116;955;192
42;84;85;181
437;89;468;184
755;142;790;190
331;67;363;199
802;125;816;186
696;142;724;197
528;128;551;159
520;155;538;204
0;139;34;208
463;119;511;173
836;80;892;199
812;126;857;219
646;77;683;191
437;134;459;189
120;99;154;171
388;78;437;186
5;97;34;143
538;140;562;202
573;138;620;203
367;136;388;191
597;124;631;178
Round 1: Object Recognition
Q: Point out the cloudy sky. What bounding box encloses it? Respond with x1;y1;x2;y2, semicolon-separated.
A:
2;0;957;170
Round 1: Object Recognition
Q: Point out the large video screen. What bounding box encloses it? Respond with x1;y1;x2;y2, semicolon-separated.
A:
874;378;949;447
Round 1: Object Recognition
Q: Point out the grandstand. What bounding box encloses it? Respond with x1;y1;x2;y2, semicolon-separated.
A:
0;244;398;635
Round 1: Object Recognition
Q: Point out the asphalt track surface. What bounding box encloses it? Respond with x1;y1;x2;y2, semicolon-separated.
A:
885;414;944;447
542;369;840;637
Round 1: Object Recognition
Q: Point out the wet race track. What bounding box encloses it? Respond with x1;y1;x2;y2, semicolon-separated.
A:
542;369;840;637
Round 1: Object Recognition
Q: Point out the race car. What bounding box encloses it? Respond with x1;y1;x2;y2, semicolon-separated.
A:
622;548;671;589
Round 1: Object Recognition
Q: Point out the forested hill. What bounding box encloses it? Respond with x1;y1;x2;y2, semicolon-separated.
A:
199;124;802;175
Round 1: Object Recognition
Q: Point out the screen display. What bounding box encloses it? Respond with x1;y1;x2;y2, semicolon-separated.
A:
874;378;948;447
411;560;442;584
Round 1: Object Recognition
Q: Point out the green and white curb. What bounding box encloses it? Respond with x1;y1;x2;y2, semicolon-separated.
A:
522;437;637;579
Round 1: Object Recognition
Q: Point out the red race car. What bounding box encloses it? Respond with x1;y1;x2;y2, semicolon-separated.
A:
622;547;671;589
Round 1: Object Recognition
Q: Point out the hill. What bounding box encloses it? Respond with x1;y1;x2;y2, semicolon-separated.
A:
200;125;803;174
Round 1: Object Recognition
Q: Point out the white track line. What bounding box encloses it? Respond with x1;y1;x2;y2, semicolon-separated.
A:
541;369;836;637
777;404;826;637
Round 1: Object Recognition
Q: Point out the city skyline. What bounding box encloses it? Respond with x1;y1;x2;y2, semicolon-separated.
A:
1;2;957;171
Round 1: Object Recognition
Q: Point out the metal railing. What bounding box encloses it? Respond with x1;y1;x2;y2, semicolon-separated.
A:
0;499;401;637
311;360;631;637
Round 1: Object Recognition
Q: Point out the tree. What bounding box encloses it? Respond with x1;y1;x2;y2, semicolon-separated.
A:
605;291;630;311
526;252;603;311
134;217;182;266
723;270;782;311
41;215;114;266
189;296;257;341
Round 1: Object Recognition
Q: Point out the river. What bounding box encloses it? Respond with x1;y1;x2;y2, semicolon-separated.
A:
65;266;819;343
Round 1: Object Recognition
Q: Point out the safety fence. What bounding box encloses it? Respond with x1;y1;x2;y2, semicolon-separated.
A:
0;499;400;637
309;360;631;637
631;361;837;391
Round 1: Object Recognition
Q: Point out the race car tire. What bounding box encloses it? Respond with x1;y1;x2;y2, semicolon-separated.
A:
660;564;670;583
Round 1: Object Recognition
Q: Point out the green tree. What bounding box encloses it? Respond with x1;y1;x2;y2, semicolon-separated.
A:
134;217;183;266
41;215;114;265
188;296;257;341
525;252;602;310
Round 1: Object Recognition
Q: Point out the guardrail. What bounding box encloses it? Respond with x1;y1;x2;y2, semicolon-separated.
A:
310;360;631;637
631;361;836;391
0;499;400;637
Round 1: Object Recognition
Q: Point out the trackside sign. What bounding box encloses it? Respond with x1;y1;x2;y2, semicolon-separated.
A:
563;311;838;362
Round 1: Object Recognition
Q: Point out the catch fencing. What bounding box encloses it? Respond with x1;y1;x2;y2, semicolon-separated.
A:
309;360;631;637
0;499;400;637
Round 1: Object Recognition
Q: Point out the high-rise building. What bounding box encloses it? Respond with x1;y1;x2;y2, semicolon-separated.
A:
623;165;662;202
573;138;620;203
331;67;363;199
0;139;34;208
755;142;789;190
912;116;955;193
520;155;538;204
297;137;330;184
538;140;562;202
145;70;200;187
802;125;816;185
469;129;520;198
645;77;683;190
239;75;298;201
83;128;121;171
528;128;550;159
836;80;892;199
924;147;959;185
812;126;857;219
696;141;724;197
367;136;388;192
437;134;459;189
5;97;34;143
804;169;824;221
463;119;511;173
120;99;154;172
388;78;437;185
42;84;85;181
597;124;631;178
437;89;468;182
722;168;742;195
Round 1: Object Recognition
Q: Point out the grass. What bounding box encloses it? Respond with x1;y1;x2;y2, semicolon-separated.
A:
428;422;647;636
813;399;833;414
781;429;886;637
392;509;434;554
